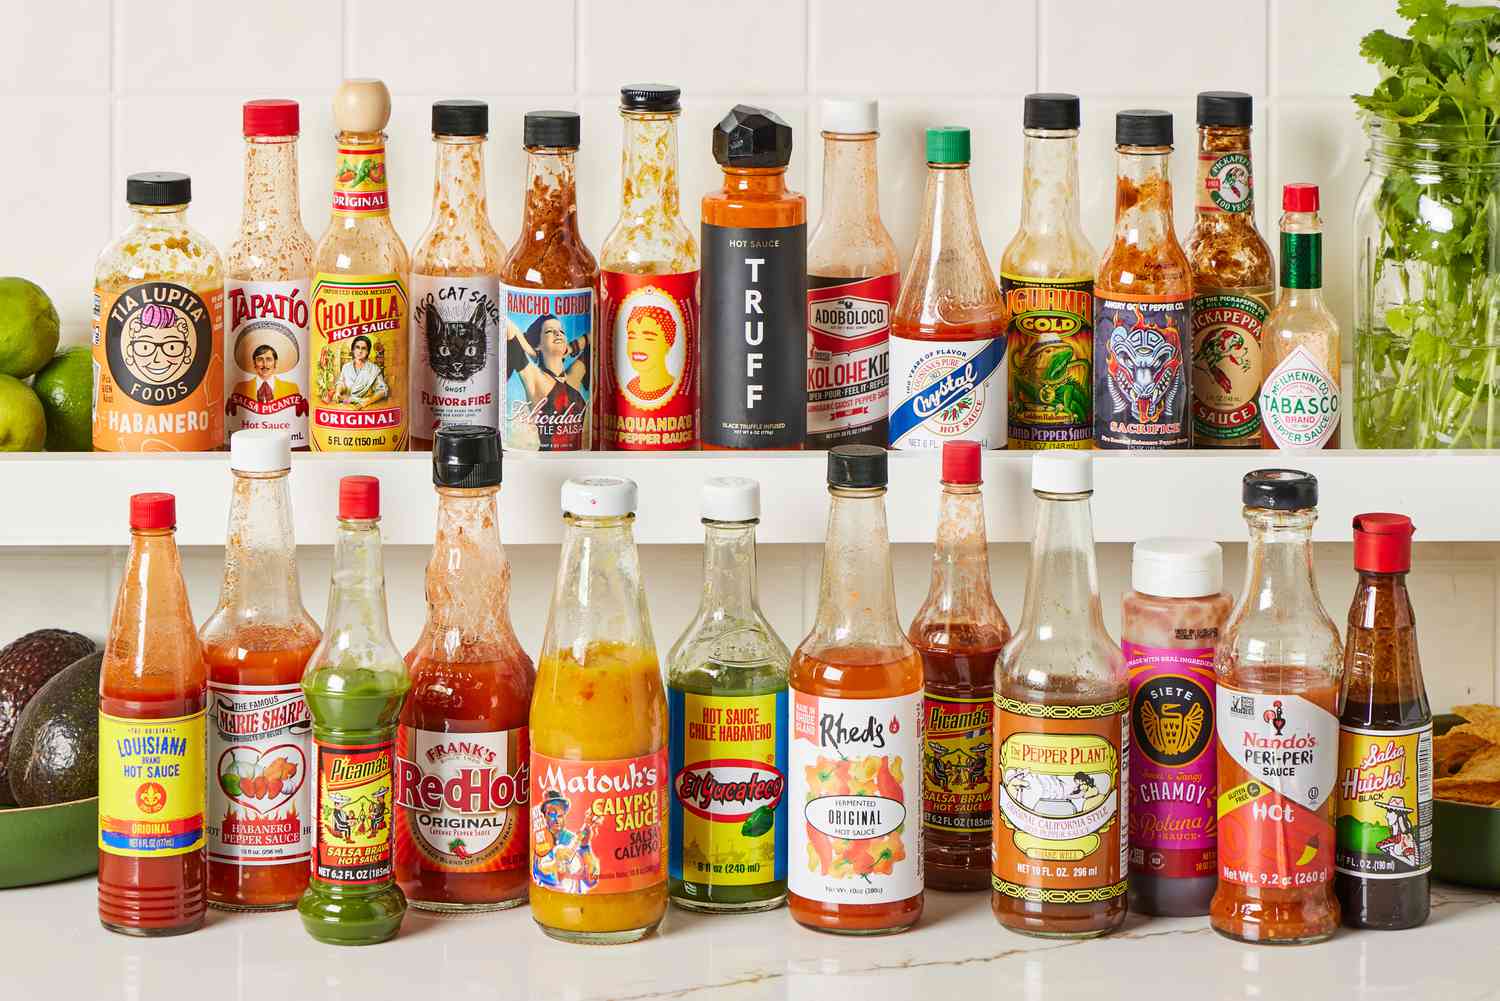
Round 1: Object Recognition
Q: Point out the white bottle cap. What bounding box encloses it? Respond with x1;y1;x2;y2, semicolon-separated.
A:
1032;452;1092;494
821;98;879;134
561;476;638;518
1132;538;1223;598
229;429;291;473
702;476;760;522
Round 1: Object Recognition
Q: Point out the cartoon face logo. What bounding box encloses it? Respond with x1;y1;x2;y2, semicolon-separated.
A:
1106;307;1182;424
1220;163;1250;204
423;298;488;383
614;286;687;410
104;283;214;406
124;303;197;386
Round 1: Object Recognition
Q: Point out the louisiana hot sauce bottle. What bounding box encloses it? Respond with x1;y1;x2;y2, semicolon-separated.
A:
1211;470;1344;944
702;105;806;450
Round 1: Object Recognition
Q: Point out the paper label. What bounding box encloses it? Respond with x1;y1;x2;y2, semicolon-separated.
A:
206;682;312;866
1003;274;1093;449
225;279;312;447
598;270;699;450
501;285;593;451
1335;723;1433;880
313;738;395;885
1198;152;1254;214
1260;344;1339;449
99;710;207;858
888;333;1006;450
411;275;501;439
332;146;389;215
309;273;408;451
394;724;528;875
806;273;895;446
529;749;667;895
1093;293;1190;448
922;692;993;833
1191;290;1271;446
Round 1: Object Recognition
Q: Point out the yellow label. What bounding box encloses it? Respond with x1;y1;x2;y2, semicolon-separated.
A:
1335;724;1432;878
309;273;408;451
98;710;206;858
332;146;390;216
1217;778;1273;817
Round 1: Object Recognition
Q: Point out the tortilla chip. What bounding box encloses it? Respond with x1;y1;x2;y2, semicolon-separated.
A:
1455;745;1500;781
1455;704;1500;724
1436;725;1490;777
1435;776;1500;805
1451;709;1500;748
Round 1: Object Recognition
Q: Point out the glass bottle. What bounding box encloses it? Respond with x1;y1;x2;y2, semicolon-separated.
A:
788;445;924;934
298;476;410;945
1210;470;1343;945
598;84;700;451
806;98;899;448
908;441;1010;891
530;476;668;943
1002;94;1096;451
200;431;321;911
890;127;1006;451
667;476;790;912
98;492;207;935
1094;110;1192;449
410;101;506;451
92;172;225;453
993;453;1127;938
396;427;534;911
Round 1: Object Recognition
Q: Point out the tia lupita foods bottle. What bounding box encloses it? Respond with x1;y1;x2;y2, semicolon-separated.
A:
310;79;411;452
789;446;924;934
806;98;898;448
993;453;1127;939
298;476;410;945
701;105;807;449
199;431;320;911
667;477;790;912
598;84;700;450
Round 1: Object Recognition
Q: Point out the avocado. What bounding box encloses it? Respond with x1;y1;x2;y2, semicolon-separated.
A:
0;629;95;805
8;651;101;806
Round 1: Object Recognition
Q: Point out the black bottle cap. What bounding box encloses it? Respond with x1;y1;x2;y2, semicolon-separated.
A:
1116;109;1173;147
126;171;191;206
828;444;887;490
1243;469;1318;511
1024;93;1080;131
621;84;681;113
1198;91;1253;127
433;99;488;136
433;425;502;488
713;105;793;168
524;110;581;148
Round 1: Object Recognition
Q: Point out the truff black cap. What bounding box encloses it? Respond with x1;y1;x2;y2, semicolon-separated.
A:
433;425;502;488
1243;469;1318;510
621;84;681;113
1198;91;1253;127
828;444;887;489
713;105;792;167
127;171;191;205
1024;93;1080;130
1116;109;1173;147
433;99;488;136
524;110;581;148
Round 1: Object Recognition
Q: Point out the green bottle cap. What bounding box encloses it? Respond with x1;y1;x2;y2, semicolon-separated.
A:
926;126;971;164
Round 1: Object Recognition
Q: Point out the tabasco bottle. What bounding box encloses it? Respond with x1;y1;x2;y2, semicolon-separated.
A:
908;441;1010;890
396;426;535;911
98;492;207;935
788;446;924;934
200;431;320;910
993;453;1127;938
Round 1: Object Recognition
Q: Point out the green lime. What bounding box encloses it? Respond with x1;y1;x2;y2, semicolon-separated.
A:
0;278;60;379
0;373;45;451
32;347;93;452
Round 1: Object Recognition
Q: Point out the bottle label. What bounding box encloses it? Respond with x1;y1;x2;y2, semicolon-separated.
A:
1198;152;1253;214
332;146;389;215
313;737;395;885
788;689;923;904
411;275;501;439
1281;232;1322;290
888;333;1007;450
992;696;1129;904
206;682;312;867
528;749;667;895
598;270;699;450
1191;290;1271;446
394;724;529;875
1093;294;1191;449
1260;343;1339;449
701;222;807;448
98;710;207;858
500;284;593;452
225;279;312;448
1124;643;1216;879
806;273;895;446
92;282;225;452
668;690;788;890
309;272;408;451
1002;274;1093;449
1335;723;1433;880
1215;687;1337;889
923;692;994;833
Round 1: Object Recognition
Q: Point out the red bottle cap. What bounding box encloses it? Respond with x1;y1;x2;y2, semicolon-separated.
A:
129;492;176;531
1283;183;1319;212
339;475;380;520
1353;512;1414;573
243;99;299;137
941;440;982;485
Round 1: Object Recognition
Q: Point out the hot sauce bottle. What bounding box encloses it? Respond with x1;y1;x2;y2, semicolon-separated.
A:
200;431;320;911
701;105;807;450
993;453;1127;938
908;441;1010;891
806;98;898;448
1094;111;1192;450
501;111;597;452
598;84;700;451
396;427;535;911
1210;470;1343;945
1335;513;1431;930
788;446;924;934
98;493;207;935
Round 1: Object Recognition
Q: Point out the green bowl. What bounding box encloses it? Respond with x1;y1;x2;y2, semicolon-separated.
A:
1432;713;1500;888
0;797;97;888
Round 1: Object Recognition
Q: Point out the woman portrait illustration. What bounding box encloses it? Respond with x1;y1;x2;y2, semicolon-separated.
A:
616;291;687;411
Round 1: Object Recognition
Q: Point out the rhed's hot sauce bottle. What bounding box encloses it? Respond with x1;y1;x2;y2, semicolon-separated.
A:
1094;110;1192;450
598;84;700;451
396;427;535;911
1002;94;1096;451
200;431;320;911
806;98;898;448
993;453;1127;938
310;79;411;452
98;493;207;935
789;446;924;934
1210;470;1343;945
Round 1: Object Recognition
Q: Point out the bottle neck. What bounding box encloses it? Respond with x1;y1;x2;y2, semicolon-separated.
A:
333;130;390;217
130;203;190;230
241;135;300;226
324;518;396;644
811;488;905;649
619;112;682;223
1016;492;1105;639
1019;130;1083;235
430;135;489;221
1243;508;1321;612
921;163;985;251
1194;126;1255;227
697;520;760;619
1112;146;1176;248
424;486;508;638
719;166;789;199
547;514;655;655
217;471;303;624
819;132;880;228
923;484;995;619
1280;211;1323;293
521;147;582;237
115;528;196;660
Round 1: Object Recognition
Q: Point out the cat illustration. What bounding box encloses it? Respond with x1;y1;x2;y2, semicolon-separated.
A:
424;299;489;382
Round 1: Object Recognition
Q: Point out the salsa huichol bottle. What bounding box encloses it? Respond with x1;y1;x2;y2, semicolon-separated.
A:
298;475;410;945
667;476;790;912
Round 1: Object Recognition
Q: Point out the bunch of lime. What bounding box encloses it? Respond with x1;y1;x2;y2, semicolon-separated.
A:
0;277;87;452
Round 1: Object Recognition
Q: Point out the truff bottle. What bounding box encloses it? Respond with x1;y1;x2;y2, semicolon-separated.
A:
667;477;790;913
806;98;899;449
1002;94;1096;451
993;453;1127;939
